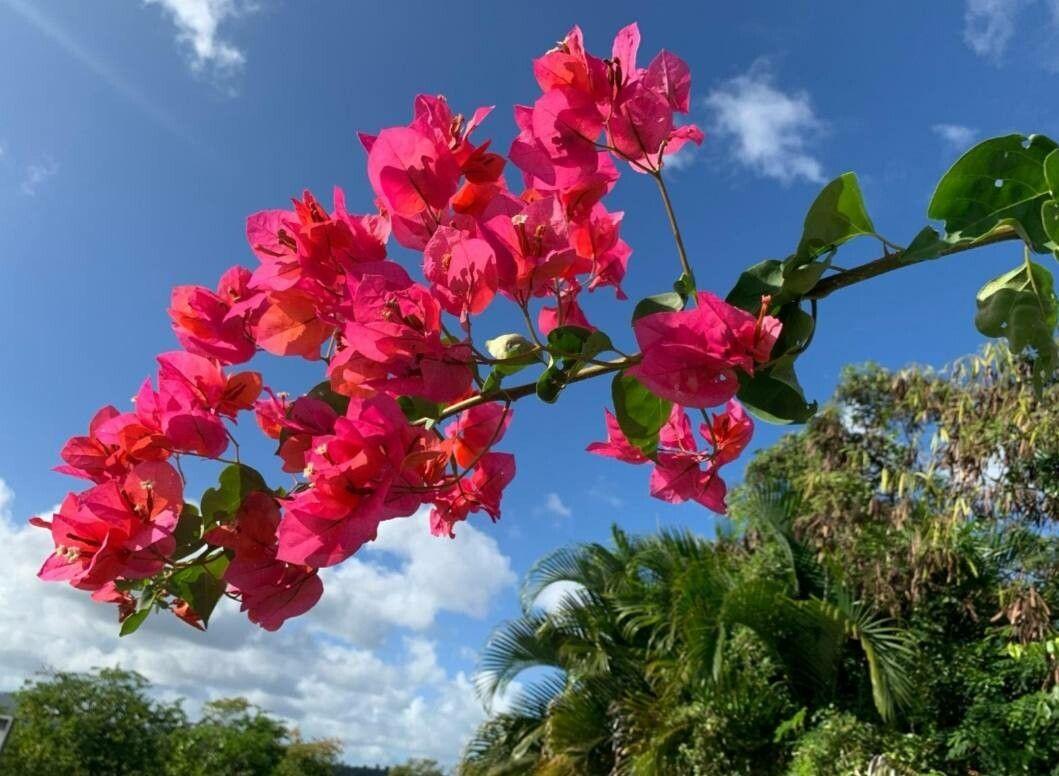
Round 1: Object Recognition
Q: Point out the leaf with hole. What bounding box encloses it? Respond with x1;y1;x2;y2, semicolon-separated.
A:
929;134;1059;252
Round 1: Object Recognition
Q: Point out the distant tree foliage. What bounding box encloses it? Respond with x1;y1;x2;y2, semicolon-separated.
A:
0;669;342;776
460;345;1059;775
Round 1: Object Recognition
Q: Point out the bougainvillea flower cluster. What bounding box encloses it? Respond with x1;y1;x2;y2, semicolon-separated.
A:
34;23;779;635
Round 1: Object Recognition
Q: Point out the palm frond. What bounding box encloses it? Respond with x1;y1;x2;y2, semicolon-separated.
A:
475;613;560;705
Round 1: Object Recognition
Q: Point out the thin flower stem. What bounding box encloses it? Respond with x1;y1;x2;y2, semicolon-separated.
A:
651;171;697;294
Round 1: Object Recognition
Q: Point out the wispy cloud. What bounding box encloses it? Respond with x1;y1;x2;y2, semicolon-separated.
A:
20;157;58;196
663;144;698;173
963;0;1026;60
932;123;978;152
144;0;258;87
705;60;826;185
538;492;572;519
1;0;190;141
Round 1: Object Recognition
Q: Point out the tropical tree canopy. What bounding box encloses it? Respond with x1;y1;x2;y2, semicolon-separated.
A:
461;344;1059;775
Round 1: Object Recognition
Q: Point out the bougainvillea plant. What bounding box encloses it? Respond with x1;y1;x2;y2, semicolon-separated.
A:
32;23;1059;635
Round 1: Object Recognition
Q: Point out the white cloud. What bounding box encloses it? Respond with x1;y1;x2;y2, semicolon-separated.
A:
315;511;517;645
532;580;585;614
932;123;978;151
0;482;514;765
144;0;257;81
662;144;698;172
705;61;825;185
20;157;58;196
964;0;1026;60
537;492;572;519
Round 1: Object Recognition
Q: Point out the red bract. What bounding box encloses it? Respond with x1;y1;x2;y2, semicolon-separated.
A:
447;403;513;469
205;492;323;631
169;266;258;365
585;409;649;464
589;400;754;515
629;292;781;408
521;23;703;175
332;263;474;403
423;225;499;320
57;404;169;483
153;352;262;457
275;394;431;567
33;461;183;590
430;452;516;538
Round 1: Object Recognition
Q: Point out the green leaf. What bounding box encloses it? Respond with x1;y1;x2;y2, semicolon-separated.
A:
736;356;817;425
782;257;831;298
172;504;204;560
901;226;952;262
611;373;672;456
397;396;444;424
307;380;350;416
546;325;594;356
726;260;785;312
119;609;150;637
1042;199;1059;246
928;133;1059;252
672;271;696;299
535;362;565;404
632;291;686;321
974;259;1058;387
770;304;815;358
200;464;268;531
1044;148;1059;194
794;172;875;263
533;326;615;404
168;555;230;627
547;326;612;363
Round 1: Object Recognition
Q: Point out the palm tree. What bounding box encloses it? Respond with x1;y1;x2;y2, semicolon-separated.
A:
459;486;917;775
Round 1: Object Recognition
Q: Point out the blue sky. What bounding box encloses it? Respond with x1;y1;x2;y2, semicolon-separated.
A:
1;0;1057;765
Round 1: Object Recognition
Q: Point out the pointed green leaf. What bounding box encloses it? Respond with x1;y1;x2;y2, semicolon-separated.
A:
307;380;350;416
168;555;230;627
795;172;875;262
737;356;817;424
397;396;444;424
1045;148;1059;194
771;304;815;358
611;373;672;456
632;291;686;321
119;609;150;637
172;504;204;560
726;260;785;312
